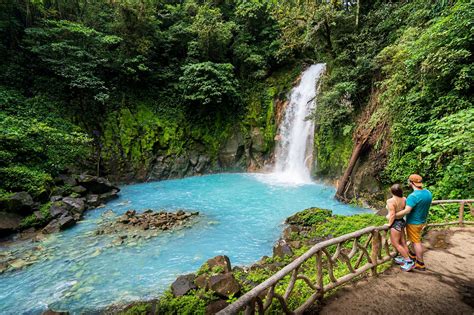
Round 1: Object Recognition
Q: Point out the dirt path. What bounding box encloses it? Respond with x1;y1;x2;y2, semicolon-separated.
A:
320;227;474;315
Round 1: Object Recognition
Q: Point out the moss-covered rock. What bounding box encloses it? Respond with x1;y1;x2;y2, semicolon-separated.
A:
285;207;332;226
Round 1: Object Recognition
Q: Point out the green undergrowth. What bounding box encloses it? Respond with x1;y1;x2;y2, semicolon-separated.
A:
428;204;474;224
238;209;388;313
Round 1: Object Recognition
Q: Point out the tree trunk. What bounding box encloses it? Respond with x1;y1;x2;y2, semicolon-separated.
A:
335;140;367;201
356;0;360;27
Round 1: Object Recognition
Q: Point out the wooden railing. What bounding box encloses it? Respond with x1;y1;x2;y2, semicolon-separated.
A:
218;199;474;315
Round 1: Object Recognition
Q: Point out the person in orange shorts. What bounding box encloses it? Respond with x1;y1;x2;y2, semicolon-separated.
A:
395;174;432;270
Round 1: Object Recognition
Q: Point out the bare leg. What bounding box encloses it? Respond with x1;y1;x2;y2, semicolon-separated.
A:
390;229;409;258
400;228;411;259
413;242;424;262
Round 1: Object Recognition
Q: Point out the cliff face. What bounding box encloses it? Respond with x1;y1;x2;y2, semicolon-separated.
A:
100;66;302;183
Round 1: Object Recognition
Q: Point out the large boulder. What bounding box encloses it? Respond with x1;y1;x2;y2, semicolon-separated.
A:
77;175;119;194
42;219;60;234
195;155;210;174
49;201;70;218
218;131;244;168
85;194;101;207
208;273;240;298
42;215;76;234
194;274;209;290
171;274;197;297
55;174;77;187
71;185;87;195
0;192;34;215
62;197;86;219
273;240;294;258
98;189;120;204
206;255;232;273
0;212;22;236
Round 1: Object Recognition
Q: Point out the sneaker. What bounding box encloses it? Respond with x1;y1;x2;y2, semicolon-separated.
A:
401;260;415;272
394;256;405;265
409;251;416;260
415;261;426;271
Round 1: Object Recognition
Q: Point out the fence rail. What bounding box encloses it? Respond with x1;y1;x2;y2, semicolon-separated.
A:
218;199;474;315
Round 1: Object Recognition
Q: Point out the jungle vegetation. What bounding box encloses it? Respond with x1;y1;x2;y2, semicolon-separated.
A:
0;0;472;201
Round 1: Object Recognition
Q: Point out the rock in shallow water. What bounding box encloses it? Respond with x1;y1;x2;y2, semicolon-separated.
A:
95;209;199;247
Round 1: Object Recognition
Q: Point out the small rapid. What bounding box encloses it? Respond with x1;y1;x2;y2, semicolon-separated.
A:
273;64;326;185
0;174;369;314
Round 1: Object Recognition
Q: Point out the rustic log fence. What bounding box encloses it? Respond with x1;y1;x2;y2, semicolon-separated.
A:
218;199;474;315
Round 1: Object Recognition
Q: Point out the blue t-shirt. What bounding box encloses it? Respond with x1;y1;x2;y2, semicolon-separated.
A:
406;189;432;224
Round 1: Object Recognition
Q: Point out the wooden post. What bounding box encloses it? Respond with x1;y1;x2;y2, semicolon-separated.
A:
244;301;254;315
316;251;324;300
459;202;465;227
370;231;380;276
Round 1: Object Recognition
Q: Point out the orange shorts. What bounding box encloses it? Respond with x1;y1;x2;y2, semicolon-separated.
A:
406;224;425;243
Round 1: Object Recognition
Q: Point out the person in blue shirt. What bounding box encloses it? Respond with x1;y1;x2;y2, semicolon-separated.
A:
396;174;432;271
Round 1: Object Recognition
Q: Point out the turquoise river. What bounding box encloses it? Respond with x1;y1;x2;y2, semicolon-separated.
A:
0;173;371;314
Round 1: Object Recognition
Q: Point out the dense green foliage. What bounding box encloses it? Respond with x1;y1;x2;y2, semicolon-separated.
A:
1;0;471;202
0;0;292;194
0;87;91;197
378;2;473;198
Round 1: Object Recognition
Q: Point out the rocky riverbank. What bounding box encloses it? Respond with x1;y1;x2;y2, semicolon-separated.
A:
0;174;120;238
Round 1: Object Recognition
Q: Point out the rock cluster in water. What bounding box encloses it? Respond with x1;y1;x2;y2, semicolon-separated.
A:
95;209;199;246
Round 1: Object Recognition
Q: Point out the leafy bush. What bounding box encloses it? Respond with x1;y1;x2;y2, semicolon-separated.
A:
0;166;52;197
156;290;209;315
286;208;332;226
180;62;240;107
121;302;152;315
379;2;473;199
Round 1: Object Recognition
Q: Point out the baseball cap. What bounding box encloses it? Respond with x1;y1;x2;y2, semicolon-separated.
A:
408;174;423;188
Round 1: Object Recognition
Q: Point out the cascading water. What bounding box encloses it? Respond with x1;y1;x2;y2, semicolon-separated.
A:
272;64;326;184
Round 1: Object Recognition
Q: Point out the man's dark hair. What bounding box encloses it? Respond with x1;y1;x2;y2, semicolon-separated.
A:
390;184;403;197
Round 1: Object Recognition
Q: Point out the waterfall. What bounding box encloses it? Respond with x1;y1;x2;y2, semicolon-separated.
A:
272;64;326;184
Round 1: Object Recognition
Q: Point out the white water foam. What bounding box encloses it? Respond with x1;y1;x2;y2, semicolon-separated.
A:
270;64;326;185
